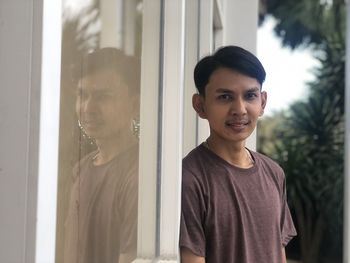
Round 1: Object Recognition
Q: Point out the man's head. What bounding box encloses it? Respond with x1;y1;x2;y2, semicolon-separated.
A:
74;47;140;95
192;46;267;145
75;48;140;140
194;46;266;96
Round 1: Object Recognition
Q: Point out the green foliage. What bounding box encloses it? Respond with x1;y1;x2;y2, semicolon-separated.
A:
259;88;344;263
261;0;346;49
258;0;346;261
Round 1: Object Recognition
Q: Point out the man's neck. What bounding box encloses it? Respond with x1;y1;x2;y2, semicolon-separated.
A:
206;136;253;168
94;132;136;165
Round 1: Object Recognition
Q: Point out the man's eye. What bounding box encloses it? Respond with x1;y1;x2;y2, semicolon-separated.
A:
218;94;232;101
246;92;258;100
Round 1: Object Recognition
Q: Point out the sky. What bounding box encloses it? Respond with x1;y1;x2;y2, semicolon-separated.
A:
257;16;320;116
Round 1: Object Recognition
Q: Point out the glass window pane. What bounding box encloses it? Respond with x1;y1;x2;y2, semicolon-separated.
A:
55;1;155;262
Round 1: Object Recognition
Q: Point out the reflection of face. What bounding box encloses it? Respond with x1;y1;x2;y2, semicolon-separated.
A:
195;68;267;144
76;69;133;140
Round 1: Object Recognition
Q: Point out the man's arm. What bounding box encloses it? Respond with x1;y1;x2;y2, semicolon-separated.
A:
282;247;287;263
181;247;205;263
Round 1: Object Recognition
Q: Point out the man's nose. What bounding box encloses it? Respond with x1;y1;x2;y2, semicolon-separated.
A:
230;98;247;115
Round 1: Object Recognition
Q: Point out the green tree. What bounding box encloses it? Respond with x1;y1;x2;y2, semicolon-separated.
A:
258;0;346;262
259;0;346;49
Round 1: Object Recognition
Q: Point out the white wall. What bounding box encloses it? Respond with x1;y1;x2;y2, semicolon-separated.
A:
222;0;259;150
0;0;61;262
0;0;41;262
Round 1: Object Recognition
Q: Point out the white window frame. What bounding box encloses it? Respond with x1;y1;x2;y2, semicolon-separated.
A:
196;0;214;144
135;0;185;262
135;0;161;260
183;0;200;156
156;0;185;259
35;0;62;262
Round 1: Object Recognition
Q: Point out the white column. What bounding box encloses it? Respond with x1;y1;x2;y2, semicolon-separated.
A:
0;1;35;262
135;0;161;261
183;0;200;156
222;0;259;52
197;0;214;144
157;0;185;260
343;1;350;262
0;0;61;262
134;0;185;262
35;0;62;262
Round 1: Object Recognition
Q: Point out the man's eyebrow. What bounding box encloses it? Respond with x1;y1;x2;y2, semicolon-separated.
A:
215;88;234;93
215;87;260;93
246;87;260;92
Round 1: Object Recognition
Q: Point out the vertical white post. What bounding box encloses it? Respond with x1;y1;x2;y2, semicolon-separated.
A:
0;1;38;262
35;0;62;262
183;0;200;156
134;0;161;261
197;0;213;144
343;1;350;262
157;0;185;260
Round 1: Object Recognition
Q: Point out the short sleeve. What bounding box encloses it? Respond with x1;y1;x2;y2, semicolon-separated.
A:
179;168;206;257
280;176;297;246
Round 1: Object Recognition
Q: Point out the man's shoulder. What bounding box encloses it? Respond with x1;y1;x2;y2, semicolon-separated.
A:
252;151;285;177
182;144;209;170
183;143;202;160
182;144;212;182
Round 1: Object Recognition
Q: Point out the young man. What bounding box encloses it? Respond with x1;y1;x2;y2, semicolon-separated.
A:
180;46;296;263
64;48;139;263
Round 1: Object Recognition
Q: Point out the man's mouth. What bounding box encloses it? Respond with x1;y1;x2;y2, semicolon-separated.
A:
225;120;249;129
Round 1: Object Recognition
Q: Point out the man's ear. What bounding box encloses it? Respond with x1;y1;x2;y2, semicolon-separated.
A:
192;94;207;119
260;91;267;116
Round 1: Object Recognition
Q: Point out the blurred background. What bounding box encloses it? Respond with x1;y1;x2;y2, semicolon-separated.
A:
257;1;346;262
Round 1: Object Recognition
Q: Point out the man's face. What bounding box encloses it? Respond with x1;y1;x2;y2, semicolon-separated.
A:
193;67;267;145
76;69;133;140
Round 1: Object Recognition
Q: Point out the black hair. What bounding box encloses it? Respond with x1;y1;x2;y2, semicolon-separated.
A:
72;47;140;94
193;45;266;95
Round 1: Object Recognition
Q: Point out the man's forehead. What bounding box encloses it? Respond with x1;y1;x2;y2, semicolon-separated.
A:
78;72;124;90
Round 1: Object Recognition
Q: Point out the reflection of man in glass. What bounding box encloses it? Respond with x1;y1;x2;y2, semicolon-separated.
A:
64;48;139;263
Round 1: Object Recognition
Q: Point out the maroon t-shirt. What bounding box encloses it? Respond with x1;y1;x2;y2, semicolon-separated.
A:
64;145;138;263
180;144;296;263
